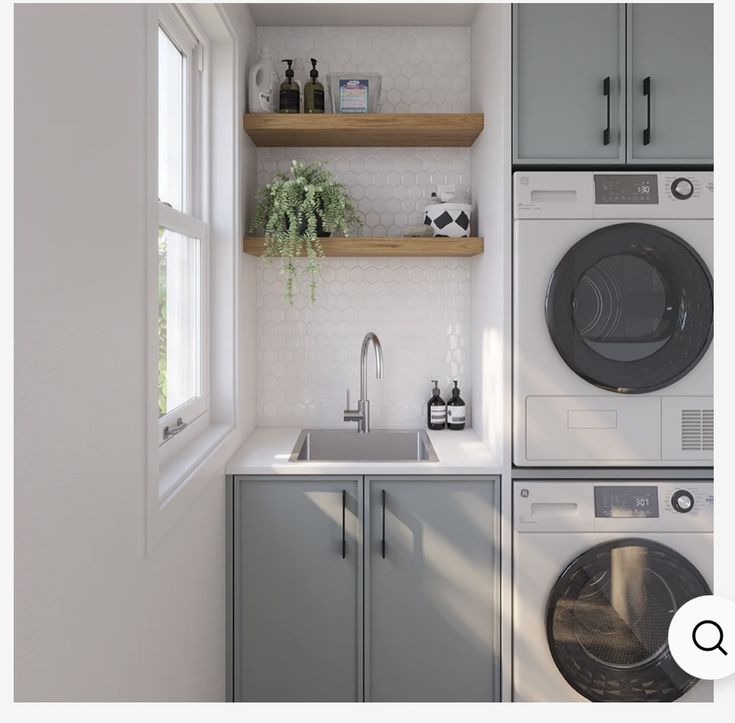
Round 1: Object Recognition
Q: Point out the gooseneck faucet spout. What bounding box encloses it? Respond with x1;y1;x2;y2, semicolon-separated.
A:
344;332;384;433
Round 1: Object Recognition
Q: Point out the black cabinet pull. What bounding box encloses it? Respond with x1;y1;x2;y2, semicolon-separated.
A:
602;76;611;146
643;76;651;146
341;489;346;559
381;489;386;559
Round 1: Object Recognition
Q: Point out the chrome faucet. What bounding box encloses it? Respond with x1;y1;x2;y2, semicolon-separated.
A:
344;332;384;433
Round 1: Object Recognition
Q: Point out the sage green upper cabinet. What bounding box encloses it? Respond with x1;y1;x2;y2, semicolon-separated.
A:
513;4;713;166
627;3;713;165
513;3;626;164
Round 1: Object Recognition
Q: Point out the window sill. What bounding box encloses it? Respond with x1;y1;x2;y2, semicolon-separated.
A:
147;421;242;552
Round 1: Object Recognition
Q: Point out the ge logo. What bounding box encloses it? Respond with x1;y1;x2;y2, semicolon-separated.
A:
520;488;530;498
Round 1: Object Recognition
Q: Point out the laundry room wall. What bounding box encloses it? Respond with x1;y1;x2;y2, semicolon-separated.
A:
253;25;473;427
14;3;257;701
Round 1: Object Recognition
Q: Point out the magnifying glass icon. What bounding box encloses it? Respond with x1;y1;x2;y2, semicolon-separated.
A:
692;620;728;655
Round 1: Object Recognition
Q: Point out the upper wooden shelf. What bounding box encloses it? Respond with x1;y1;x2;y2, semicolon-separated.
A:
243;113;484;147
244;236;484;257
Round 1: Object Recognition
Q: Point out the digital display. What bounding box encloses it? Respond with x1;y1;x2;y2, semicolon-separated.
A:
594;174;659;204
594;486;660;518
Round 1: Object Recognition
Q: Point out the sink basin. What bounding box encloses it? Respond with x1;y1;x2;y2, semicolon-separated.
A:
290;429;439;463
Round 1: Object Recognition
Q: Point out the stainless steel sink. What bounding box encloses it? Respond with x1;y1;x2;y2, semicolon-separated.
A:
290;429;439;463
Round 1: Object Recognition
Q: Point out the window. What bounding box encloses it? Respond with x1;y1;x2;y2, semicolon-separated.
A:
146;3;239;550
157;7;207;450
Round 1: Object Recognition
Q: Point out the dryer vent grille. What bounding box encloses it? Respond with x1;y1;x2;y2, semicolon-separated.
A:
681;409;714;452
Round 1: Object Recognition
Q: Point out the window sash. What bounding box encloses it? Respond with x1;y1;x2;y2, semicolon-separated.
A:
157;205;209;447
159;5;202;218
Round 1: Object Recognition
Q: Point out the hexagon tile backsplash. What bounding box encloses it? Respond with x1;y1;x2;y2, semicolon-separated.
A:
257;26;471;114
257;257;471;429
257;147;471;237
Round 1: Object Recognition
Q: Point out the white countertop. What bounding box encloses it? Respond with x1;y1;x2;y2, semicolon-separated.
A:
225;427;502;476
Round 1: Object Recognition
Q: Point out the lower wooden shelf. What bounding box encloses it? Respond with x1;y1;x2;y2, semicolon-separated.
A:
243;236;484;257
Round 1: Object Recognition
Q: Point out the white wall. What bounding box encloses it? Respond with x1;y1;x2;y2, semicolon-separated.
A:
470;4;512;461
14;3;256;701
237;5;259;434
256;256;471;428
251;25;473;427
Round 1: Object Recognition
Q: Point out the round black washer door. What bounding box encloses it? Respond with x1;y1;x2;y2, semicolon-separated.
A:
546;223;713;393
546;538;711;702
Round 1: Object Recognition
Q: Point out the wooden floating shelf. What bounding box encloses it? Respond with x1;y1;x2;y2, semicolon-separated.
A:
243;113;484;147
244;236;484;258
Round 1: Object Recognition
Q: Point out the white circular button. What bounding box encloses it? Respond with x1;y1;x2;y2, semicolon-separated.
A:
669;595;735;680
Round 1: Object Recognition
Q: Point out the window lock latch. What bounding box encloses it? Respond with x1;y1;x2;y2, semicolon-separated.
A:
163;417;189;440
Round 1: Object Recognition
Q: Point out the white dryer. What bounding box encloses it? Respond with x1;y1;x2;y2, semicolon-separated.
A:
513;479;713;702
513;171;713;466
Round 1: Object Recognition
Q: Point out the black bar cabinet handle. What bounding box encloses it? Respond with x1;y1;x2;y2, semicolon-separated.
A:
602;76;611;146
341;489;346;559
643;76;651;146
381;489;386;559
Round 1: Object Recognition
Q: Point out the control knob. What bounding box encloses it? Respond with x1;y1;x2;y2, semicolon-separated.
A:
671;177;694;200
671;489;694;513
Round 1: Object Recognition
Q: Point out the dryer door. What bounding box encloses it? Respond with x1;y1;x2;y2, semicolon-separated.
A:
546;538;711;702
546;222;713;393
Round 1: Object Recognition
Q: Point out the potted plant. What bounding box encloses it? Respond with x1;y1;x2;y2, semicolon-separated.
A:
251;160;361;303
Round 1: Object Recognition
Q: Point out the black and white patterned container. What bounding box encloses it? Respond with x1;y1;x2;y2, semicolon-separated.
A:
423;202;473;238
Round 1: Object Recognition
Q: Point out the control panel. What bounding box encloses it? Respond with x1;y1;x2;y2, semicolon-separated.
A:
514;480;713;533
513;171;713;221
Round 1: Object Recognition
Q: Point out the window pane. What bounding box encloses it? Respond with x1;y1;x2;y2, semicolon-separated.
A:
158;28;184;210
158;228;201;417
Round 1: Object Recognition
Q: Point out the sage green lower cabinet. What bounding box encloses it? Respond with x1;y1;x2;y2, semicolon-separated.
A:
233;476;362;701
231;474;499;702
365;477;499;701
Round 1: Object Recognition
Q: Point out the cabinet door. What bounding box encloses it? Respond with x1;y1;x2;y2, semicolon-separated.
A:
628;3;713;164
365;477;499;701
234;477;362;701
513;3;626;164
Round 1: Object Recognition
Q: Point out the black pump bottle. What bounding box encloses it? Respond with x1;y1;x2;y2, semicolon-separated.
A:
427;380;446;430
446;381;466;430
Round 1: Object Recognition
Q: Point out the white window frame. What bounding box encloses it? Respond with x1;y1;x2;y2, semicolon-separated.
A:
157;5;209;456
146;3;242;552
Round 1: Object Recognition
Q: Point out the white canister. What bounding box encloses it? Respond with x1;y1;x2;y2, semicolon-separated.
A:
422;202;473;238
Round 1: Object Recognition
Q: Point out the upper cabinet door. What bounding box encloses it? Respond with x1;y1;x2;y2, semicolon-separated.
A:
513;3;626;164
627;3;713;164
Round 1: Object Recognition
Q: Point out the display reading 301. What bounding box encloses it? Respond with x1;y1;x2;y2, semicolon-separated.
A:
594;485;660;518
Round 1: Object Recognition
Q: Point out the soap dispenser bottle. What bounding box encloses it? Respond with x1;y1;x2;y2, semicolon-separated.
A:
279;59;300;113
304;58;325;113
447;381;466;430
427;380;446;430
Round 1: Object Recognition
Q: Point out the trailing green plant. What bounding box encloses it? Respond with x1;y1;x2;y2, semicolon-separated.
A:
251;160;361;303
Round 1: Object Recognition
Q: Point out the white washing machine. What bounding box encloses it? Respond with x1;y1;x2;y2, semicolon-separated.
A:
513;479;713;702
513;172;713;466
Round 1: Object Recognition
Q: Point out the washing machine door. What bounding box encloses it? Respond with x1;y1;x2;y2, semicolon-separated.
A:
546;222;713;393
546;538;711;702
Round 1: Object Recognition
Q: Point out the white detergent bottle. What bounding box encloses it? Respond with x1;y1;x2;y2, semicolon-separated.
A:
249;46;278;112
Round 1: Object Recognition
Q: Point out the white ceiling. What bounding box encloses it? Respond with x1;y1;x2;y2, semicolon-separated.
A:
247;3;479;27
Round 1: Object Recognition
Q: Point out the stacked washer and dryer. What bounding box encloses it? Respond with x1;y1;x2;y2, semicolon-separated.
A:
512;172;714;702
